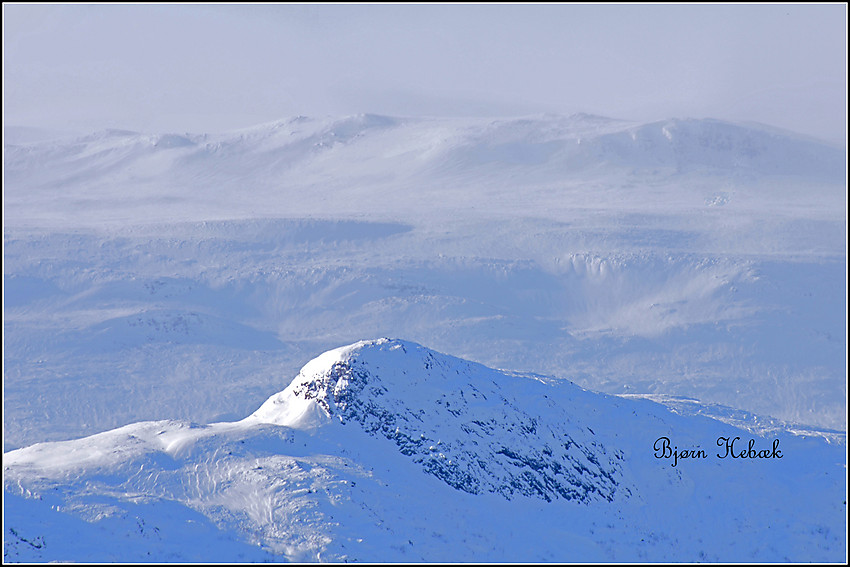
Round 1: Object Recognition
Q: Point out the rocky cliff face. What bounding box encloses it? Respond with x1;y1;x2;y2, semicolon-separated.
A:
254;338;625;503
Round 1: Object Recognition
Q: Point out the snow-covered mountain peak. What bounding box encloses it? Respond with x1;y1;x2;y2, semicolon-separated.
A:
250;338;492;429
251;338;626;503
4;338;845;562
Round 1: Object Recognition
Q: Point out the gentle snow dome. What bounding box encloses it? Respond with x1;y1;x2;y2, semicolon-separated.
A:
2;3;846;144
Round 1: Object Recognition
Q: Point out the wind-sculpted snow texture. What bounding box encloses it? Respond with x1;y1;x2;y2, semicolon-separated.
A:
3;340;846;562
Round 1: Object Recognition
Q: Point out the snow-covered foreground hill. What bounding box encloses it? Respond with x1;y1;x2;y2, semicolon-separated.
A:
3;114;846;452
4;339;845;562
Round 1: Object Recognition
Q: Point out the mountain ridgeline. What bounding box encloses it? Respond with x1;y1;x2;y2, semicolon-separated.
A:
251;339;625;503
4;114;844;204
5;339;845;562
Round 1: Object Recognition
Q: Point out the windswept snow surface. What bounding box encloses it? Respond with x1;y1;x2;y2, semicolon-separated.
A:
4;114;845;453
4;339;846;562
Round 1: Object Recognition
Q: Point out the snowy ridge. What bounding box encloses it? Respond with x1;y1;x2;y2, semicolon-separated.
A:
251;339;625;503
580;118;845;177
621;393;847;445
4;339;846;562
4;113;844;230
7;113;841;179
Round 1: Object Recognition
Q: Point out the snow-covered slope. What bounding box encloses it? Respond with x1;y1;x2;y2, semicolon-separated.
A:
4;339;845;562
3;114;845;454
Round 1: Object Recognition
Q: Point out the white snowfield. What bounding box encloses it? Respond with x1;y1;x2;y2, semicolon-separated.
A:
2;114;846;561
4;338;846;562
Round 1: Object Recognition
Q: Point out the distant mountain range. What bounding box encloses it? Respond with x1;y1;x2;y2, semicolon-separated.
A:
5;115;844;204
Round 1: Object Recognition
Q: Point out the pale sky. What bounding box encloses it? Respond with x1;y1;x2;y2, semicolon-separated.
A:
3;3;847;143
